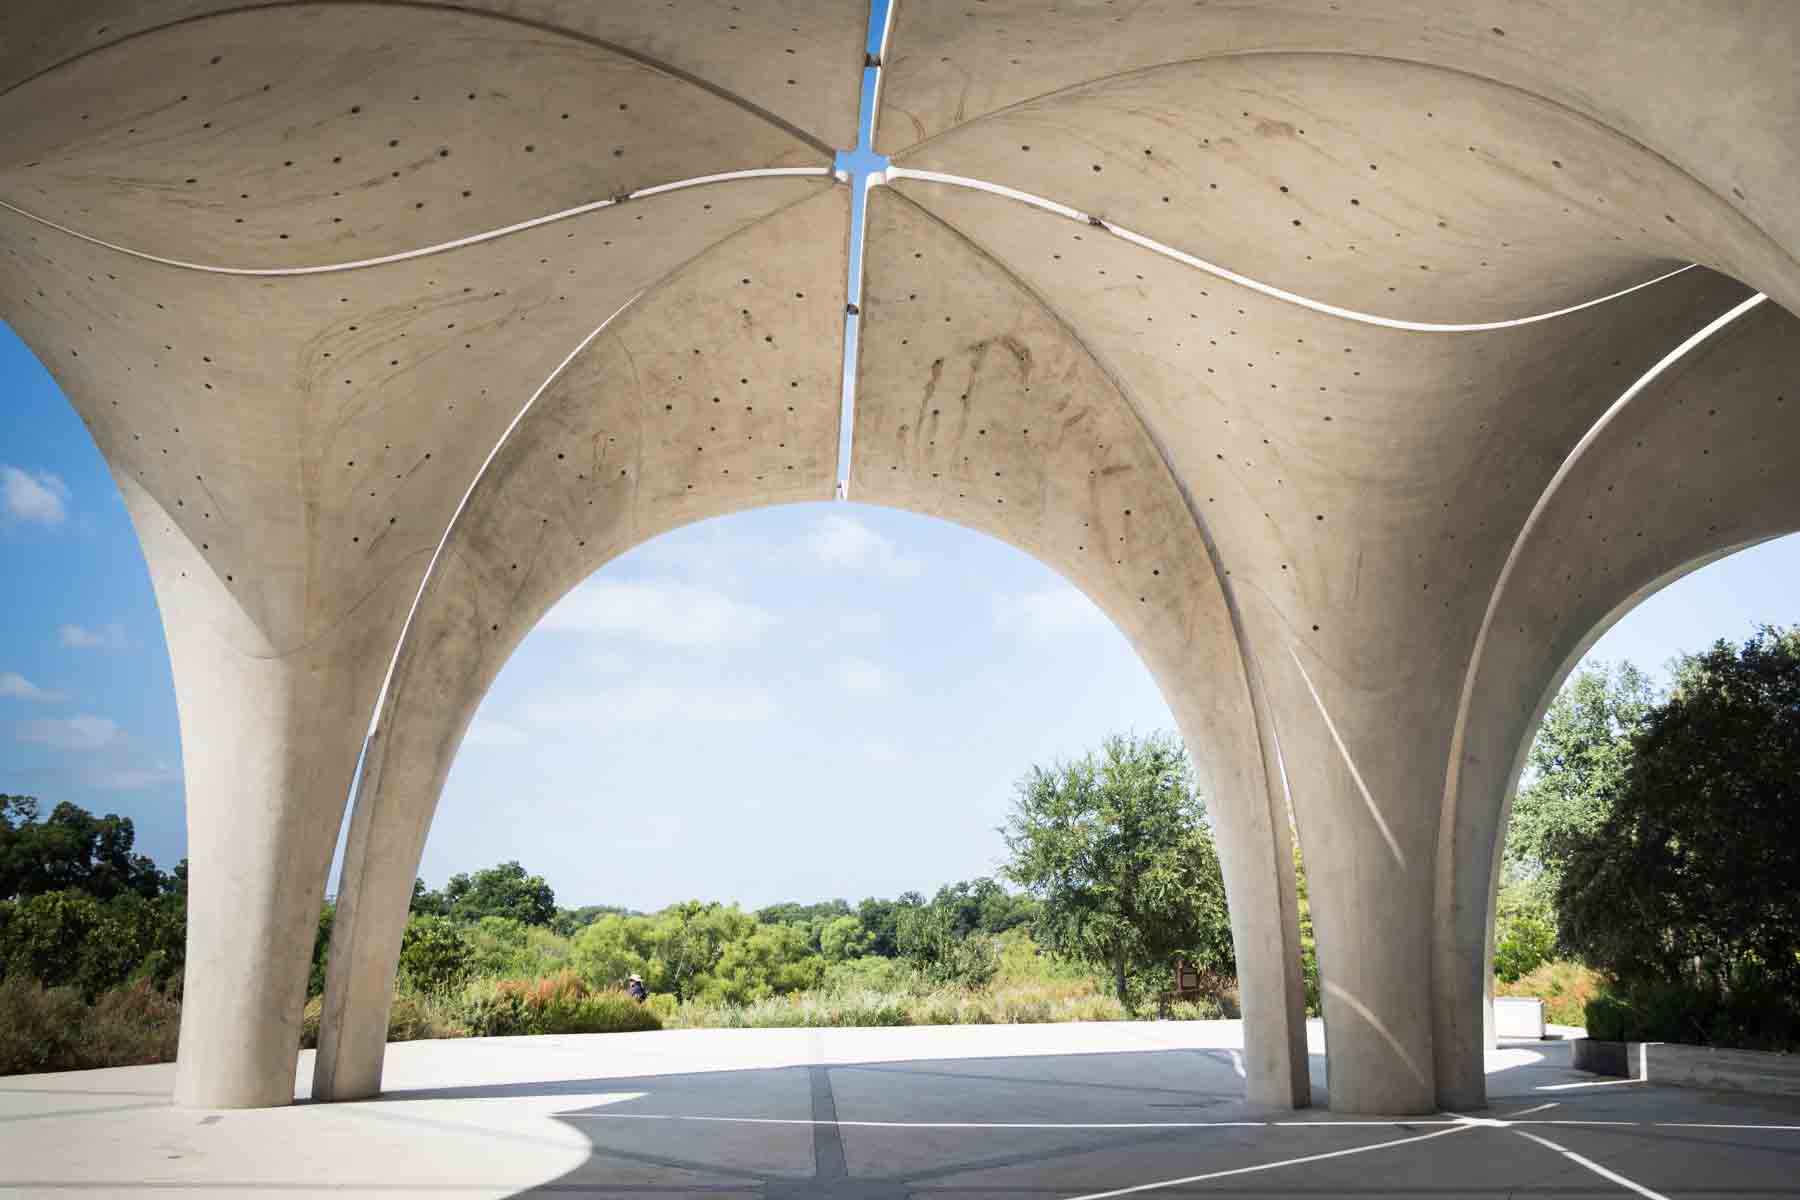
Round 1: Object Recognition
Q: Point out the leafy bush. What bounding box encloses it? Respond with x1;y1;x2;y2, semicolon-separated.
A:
456;971;661;1037
1578;969;1800;1051
0;977;179;1075
399;915;474;994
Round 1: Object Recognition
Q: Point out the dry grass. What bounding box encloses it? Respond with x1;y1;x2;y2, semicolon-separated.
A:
1496;959;1602;1027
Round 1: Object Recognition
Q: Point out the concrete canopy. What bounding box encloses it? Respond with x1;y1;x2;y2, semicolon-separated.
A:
2;0;1797;1118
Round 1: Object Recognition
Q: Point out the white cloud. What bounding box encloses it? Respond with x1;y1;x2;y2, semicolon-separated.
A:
59;623;127;650
80;761;176;791
0;465;69;525
0;672;66;702
523;683;779;727
806;514;922;580
831;608;886;637
18;714;118;751
464;717;528;749
836;658;890;698
540;579;773;649
1003;583;1110;638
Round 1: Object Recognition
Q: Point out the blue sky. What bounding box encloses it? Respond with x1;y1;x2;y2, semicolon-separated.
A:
3;0;1796;909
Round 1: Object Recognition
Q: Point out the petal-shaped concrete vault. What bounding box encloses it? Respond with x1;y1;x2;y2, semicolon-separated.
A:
0;0;862;1109
317;187;849;1100
6;0;1800;1120
859;170;1753;1112
868;2;1800;1114
1437;296;1800;1106
876;0;1800;308
853;187;1310;1108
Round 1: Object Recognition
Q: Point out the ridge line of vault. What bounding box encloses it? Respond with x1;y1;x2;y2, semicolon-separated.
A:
0;169;840;278
360;179;849;731
882;168;1695;333
878;184;1302;953
0;0;844;156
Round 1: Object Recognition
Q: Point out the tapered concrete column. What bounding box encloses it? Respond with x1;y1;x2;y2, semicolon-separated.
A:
111;475;399;1107
1434;297;1800;1108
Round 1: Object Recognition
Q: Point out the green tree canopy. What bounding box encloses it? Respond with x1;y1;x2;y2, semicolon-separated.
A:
1505;661;1658;898
1001;732;1233;1007
1;796;170;902
1557;628;1800;1014
439;861;556;927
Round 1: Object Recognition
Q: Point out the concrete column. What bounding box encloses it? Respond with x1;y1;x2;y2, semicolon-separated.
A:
114;475;386;1108
1433;298;1800;1109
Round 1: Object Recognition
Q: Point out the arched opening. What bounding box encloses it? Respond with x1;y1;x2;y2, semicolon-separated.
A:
1487;533;1800;1034
427;500;1180;913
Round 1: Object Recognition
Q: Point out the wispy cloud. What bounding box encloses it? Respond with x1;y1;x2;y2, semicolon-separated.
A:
540;579;773;649
807;514;922;579
18;714;118;751
80;760;177;791
0;672;67;702
836;658;890;698
59;623;128;650
464;717;528;749
1;465;69;526
1002;583;1109;638
522;684;779;727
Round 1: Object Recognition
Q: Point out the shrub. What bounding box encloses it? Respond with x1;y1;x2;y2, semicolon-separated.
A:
457;971;661;1037
0;976;88;1074
0;977;179;1075
399;915;473;995
81;980;180;1066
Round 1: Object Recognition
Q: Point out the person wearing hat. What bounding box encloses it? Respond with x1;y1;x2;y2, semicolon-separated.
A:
626;974;648;1003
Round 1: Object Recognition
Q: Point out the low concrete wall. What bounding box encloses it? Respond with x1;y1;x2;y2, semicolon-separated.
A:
1573;1039;1800;1097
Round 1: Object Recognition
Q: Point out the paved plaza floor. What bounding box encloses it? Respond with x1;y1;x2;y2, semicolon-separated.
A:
3;1020;1796;1197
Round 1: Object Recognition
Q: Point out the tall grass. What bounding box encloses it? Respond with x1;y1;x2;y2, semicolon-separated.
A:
0;977;180;1075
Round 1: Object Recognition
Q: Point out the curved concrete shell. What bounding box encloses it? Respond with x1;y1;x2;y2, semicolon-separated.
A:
2;0;1798;1115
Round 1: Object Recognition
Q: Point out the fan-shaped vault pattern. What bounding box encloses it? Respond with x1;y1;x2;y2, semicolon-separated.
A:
3;0;1798;1119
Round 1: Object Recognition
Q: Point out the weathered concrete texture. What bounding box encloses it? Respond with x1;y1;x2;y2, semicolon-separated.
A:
0;0;854;1108
5;0;1800;1123
861;171;1756;1111
0;7;834;267
316;187;849;1101
852;188;1309;1109
866;3;1800;1115
1436;298;1800;1108
0;0;866;152
875;1;1800;310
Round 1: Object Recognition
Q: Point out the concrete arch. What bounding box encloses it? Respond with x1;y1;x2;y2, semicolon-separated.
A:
858;164;1751;1110
1435;297;1800;1107
316;185;852;1100
853;187;1310;1109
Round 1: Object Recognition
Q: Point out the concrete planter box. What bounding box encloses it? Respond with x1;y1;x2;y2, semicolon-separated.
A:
1573;1038;1800;1096
1494;996;1546;1039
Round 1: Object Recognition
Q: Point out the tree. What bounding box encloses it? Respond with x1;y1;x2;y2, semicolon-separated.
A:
1505;662;1657;896
1;796;169;901
398;915;473;993
896;899;998;987
441;861;556;927
1002;733;1234;1008
1557;628;1800;1043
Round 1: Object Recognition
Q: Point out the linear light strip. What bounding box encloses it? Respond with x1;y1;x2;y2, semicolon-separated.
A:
880;166;1698;333
0;167;835;277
